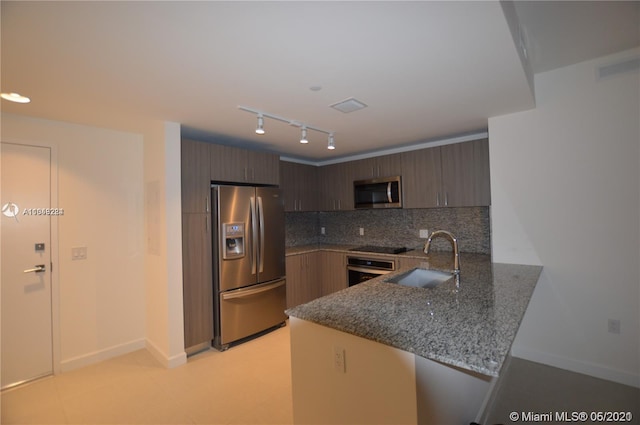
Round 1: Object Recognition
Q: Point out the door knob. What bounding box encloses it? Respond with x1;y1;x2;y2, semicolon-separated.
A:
23;264;46;273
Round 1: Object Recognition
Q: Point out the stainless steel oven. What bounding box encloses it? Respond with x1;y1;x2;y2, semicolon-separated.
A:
347;256;396;286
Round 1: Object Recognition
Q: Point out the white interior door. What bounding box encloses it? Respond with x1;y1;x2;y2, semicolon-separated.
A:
1;142;53;389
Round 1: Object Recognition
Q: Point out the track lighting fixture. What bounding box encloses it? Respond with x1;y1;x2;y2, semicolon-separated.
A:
238;105;336;150
255;114;265;134
328;133;335;150
1;92;30;103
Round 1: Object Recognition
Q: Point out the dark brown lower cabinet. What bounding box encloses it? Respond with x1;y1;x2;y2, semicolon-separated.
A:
286;250;348;309
285;252;321;309
320;251;347;296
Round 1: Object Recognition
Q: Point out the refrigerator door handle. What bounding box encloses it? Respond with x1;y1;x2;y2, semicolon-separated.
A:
221;279;285;300
257;196;265;273
250;196;257;275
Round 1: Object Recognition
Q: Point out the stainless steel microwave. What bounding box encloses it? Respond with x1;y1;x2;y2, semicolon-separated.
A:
353;176;402;209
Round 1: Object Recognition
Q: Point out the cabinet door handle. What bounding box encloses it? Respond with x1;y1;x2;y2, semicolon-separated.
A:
444;192;449;207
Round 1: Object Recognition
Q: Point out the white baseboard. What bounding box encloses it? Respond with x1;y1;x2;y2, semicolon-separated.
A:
145;339;187;369
60;338;146;372
511;346;640;388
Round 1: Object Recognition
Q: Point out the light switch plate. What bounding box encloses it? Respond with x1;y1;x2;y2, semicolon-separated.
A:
72;246;87;260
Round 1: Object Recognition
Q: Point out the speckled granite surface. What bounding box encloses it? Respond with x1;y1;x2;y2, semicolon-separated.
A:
285;207;492;254
286;244;358;255
286;250;542;377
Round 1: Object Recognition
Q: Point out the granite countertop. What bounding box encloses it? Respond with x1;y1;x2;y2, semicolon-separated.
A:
286;243;425;257
285;250;542;377
285;244;357;256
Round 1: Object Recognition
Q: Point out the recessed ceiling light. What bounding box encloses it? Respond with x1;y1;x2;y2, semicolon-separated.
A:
309;85;322;92
330;97;367;113
1;92;30;104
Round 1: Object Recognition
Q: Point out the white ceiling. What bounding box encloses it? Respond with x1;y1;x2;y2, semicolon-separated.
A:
512;1;639;74
1;1;638;161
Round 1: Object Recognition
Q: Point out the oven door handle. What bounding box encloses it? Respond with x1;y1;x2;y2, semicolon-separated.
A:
347;266;392;275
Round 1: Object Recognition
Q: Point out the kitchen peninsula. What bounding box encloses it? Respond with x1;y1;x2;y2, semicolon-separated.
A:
286;248;541;425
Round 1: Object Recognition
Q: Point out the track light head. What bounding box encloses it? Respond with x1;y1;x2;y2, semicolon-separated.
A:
238;106;335;148
328;133;336;150
255;114;265;135
300;126;309;144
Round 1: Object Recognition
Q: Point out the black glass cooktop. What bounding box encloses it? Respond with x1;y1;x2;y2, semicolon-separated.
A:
349;245;408;255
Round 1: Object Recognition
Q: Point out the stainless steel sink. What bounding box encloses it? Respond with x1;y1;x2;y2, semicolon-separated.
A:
385;268;453;289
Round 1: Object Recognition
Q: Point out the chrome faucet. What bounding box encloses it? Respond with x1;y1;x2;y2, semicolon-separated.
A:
423;230;460;275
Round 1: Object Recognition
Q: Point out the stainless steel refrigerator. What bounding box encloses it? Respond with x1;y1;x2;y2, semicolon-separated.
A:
211;184;286;350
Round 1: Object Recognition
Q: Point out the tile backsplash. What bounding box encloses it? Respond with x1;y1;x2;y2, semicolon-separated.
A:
285;207;491;254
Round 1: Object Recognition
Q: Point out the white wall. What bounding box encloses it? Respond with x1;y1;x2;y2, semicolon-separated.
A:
2;114;187;370
1;113;146;370
142;120;185;367
489;49;640;387
290;317;493;424
290;318;418;425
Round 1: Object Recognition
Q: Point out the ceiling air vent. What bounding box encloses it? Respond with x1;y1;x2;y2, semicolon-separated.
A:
597;56;640;80
330;97;368;113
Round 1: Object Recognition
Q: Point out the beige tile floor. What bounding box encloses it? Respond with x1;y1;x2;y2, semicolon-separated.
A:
1;325;293;425
7;320;639;425
484;357;640;425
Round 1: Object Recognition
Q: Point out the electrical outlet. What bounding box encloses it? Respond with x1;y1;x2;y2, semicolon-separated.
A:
608;319;621;334
321;227;326;235
419;229;430;238
359;227;364;236
333;346;346;373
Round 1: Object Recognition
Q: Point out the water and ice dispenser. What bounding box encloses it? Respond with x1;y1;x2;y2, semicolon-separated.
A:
222;222;245;259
